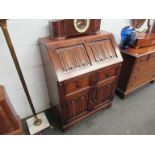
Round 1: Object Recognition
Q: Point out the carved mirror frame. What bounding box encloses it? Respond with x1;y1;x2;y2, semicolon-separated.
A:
132;19;155;33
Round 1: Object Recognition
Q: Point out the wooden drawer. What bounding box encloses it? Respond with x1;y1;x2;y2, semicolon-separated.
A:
93;77;116;107
136;55;148;64
127;66;155;90
97;67;118;82
148;52;155;60
64;76;90;95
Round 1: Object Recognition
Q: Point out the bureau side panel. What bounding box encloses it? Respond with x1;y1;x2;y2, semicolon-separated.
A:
39;42;60;109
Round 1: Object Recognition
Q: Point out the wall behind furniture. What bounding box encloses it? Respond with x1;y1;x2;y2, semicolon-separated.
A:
0;19;131;118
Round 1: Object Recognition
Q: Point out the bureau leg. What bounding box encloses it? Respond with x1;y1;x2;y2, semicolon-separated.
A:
106;102;112;108
116;89;126;99
150;80;155;83
62;124;74;132
119;94;126;99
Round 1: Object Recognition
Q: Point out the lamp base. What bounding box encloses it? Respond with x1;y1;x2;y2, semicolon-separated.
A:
26;112;51;135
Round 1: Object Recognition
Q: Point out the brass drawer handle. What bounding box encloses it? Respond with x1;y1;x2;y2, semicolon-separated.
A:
106;84;111;88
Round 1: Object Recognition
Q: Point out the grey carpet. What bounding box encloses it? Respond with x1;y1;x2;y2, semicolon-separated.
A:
23;83;155;135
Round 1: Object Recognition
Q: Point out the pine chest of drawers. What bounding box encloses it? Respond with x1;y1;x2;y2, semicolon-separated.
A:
117;45;155;99
39;31;122;130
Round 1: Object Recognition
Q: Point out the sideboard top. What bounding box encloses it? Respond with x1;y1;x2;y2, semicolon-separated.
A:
121;44;155;57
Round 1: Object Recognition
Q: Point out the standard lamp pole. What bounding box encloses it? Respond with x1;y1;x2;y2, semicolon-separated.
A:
0;19;42;126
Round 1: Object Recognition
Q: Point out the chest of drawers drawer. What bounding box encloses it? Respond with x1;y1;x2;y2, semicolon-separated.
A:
148;52;155;61
136;55;148;64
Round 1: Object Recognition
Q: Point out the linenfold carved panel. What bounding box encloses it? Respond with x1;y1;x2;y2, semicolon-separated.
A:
90;39;117;62
56;44;91;73
66;93;89;120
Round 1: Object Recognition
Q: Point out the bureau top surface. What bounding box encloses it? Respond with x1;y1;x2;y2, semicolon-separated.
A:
121;44;155;57
0;86;4;101
40;31;123;82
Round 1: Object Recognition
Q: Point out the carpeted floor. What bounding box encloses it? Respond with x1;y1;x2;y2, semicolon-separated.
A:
23;83;155;135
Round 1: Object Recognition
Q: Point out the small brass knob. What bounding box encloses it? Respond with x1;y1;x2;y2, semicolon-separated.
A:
106;84;111;88
105;73;110;78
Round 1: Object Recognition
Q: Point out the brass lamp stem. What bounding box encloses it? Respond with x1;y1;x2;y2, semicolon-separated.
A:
0;20;42;126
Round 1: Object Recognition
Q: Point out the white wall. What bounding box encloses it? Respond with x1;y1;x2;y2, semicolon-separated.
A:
101;19;131;43
0;19;131;118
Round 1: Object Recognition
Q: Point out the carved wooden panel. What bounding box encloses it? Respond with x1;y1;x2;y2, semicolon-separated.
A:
93;81;114;107
65;92;89;120
56;44;91;73
90;39;117;62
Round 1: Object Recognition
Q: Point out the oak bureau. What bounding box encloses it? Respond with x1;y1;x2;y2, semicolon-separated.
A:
40;20;122;130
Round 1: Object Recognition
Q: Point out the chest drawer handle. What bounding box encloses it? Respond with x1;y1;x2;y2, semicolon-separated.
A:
75;83;81;89
105;73;110;78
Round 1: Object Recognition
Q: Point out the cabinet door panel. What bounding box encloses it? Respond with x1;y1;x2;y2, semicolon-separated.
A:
65;91;89;121
93;80;115;107
95;87;106;104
